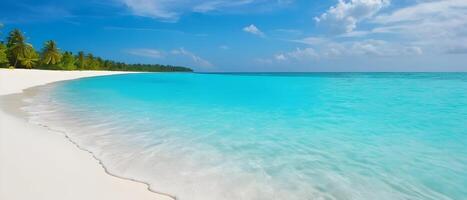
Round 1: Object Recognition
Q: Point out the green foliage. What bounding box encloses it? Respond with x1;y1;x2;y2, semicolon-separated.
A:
18;47;39;69
41;40;62;66
76;51;85;70
2;28;193;72
6;29;24;48
60;51;76;70
103;62;193;72
85;53;98;70
0;43;8;67
6;29;31;68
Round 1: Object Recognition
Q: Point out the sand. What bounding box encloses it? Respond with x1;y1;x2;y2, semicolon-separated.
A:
0;69;171;200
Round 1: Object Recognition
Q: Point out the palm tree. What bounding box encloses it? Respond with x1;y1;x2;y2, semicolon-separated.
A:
6;29;29;68
77;51;85;70
6;29;25;48
19;47;39;69
0;43;8;67
10;43;31;68
41;40;61;65
60;51;76;70
85;53;95;70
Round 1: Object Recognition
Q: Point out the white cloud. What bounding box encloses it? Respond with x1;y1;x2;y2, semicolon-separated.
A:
275;54;287;61
315;0;390;34
306;0;466;59
339;30;370;37
350;39;423;56
121;0;178;21
287;48;319;60
219;45;230;50
371;0;467;54
120;0;292;21
193;1;256;12
292;37;328;45
339;39;422;57
127;48;164;58
243;24;264;36
265;47;319;63
171;48;213;67
373;0;466;24
264;39;422;64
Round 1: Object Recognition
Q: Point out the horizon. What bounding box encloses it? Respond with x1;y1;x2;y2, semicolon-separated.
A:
1;0;466;72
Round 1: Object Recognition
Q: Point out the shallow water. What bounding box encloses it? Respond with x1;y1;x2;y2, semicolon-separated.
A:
23;73;467;200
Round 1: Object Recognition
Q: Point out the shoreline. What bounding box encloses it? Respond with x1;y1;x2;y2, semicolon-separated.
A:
0;69;172;200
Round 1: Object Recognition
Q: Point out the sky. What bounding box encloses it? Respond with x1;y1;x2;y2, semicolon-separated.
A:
1;0;466;72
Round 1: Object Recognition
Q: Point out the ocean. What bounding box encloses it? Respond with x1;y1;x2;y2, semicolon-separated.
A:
23;73;467;200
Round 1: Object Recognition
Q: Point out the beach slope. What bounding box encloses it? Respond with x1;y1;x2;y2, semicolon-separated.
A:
0;69;169;200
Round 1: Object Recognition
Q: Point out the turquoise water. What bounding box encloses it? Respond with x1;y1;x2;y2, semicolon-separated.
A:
24;73;467;200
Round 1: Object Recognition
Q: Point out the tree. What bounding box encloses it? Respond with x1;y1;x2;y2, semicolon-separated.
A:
0;24;8;67
41;40;62;65
85;53;98;70
95;57;103;70
0;43;8;67
3;28;193;72
18;46;39;69
6;29;24;48
60;51;76;70
6;29;30;68
76;51;85;70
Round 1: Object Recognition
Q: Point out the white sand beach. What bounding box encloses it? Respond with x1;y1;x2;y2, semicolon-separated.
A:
0;69;170;200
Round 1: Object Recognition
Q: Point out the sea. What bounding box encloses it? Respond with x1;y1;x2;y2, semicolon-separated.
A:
22;73;467;200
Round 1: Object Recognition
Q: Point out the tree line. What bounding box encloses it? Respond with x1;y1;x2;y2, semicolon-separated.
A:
0;29;193;72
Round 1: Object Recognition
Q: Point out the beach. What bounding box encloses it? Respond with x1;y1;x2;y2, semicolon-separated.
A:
1;70;466;200
0;69;170;200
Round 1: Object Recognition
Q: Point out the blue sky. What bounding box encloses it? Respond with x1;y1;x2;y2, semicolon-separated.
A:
1;0;466;72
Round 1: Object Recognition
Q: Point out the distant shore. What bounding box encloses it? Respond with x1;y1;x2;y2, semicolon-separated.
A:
0;69;170;200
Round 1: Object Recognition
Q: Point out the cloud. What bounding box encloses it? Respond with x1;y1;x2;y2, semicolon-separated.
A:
265;47;319;63
127;47;212;68
264;38;423;64
307;0;466;58
193;1;259;12
171;48;213;67
371;0;467;54
120;0;177;21
291;37;328;45
243;24;264;36
315;0;390;34
120;0;292;21
339;30;370;37
127;48;164;58
350;39;422;56
275;54;287;61
373;0;466;24
287;48;319;59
